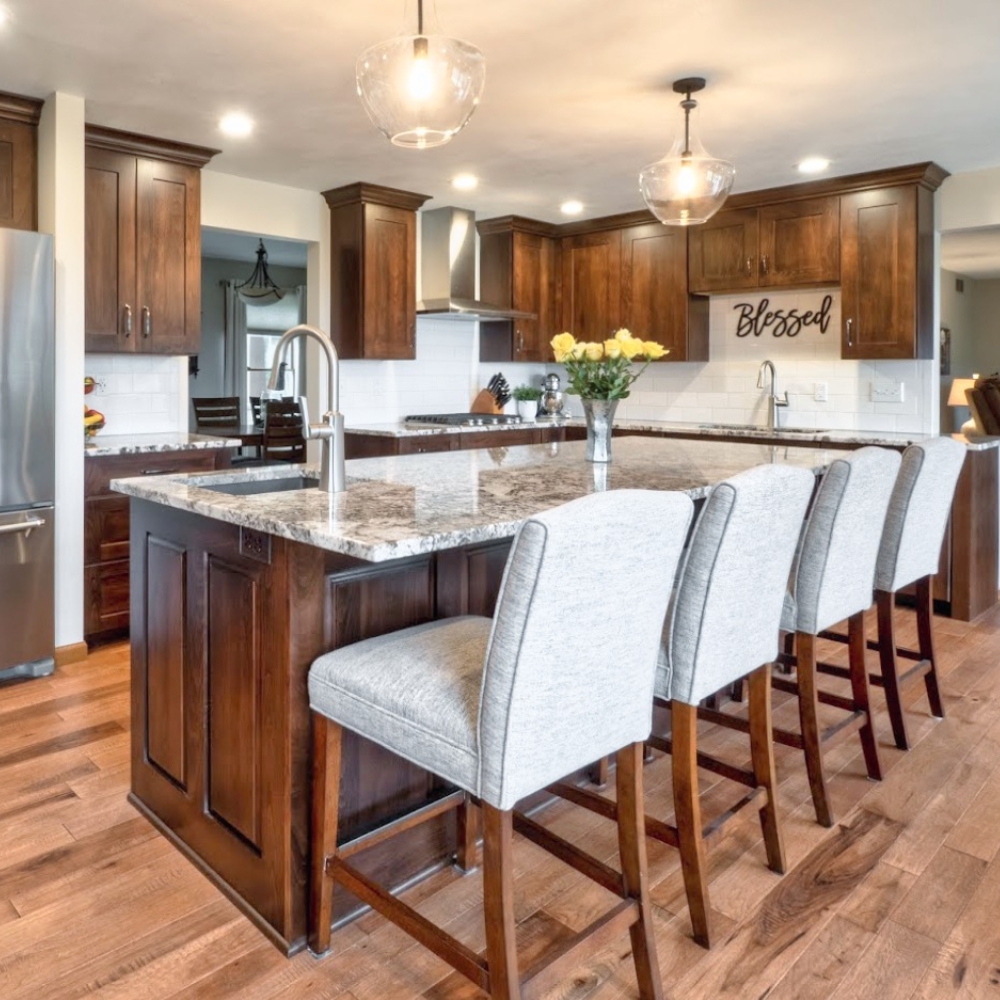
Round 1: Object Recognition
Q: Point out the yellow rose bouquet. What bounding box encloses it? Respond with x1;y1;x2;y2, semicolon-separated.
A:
550;329;668;399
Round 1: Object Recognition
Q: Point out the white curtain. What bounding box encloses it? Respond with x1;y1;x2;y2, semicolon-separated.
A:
222;280;248;403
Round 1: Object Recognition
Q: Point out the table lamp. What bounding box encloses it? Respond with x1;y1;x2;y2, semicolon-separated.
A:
947;377;978;435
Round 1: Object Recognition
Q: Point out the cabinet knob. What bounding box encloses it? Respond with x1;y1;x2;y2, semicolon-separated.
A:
846;317;853;348
123;304;132;339
142;306;151;339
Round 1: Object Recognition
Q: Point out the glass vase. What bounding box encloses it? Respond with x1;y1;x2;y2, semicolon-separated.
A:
581;398;618;463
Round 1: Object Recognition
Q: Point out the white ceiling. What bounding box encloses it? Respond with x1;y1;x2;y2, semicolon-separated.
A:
6;0;1000;222
941;227;1000;280
201;227;309;268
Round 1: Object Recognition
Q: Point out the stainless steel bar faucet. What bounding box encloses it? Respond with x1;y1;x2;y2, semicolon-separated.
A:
266;324;346;493
757;359;789;431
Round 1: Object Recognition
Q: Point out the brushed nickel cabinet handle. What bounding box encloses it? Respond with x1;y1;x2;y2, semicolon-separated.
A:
761;255;769;275
123;304;132;338
846;318;853;348
745;256;753;276
142;306;151;338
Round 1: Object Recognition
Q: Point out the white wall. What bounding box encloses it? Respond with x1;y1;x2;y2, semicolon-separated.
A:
941;166;1000;232
554;288;936;434
37;92;86;650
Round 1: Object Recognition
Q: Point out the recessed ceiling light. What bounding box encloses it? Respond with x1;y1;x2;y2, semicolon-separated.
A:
560;200;584;216
219;112;254;138
452;174;478;191
797;157;831;175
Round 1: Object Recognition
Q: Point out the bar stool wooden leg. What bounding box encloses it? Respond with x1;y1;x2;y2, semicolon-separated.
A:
671;701;712;948
916;576;945;719
456;795;480;872
309;715;343;956
588;756;610;788
616;742;664;1000
481;805;519;1000
876;589;911;750
795;632;834;828
747;664;786;874
848;611;883;781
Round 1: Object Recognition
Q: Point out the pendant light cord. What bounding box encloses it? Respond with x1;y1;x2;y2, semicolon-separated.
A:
681;91;696;158
417;0;424;34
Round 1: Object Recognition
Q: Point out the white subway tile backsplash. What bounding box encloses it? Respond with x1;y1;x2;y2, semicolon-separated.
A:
85;354;185;434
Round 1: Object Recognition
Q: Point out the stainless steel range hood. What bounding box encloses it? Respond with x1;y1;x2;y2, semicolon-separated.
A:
417;206;535;321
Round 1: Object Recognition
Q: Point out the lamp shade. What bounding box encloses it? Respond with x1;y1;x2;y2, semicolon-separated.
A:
947;377;976;407
356;32;485;149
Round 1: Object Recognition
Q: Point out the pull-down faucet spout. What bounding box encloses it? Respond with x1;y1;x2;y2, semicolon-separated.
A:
757;359;789;432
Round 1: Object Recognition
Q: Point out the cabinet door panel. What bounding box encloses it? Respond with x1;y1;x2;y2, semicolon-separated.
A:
85;148;136;352
84;495;130;564
512;232;558;361
136;158;200;354
688;208;759;292
562;231;622;341
364;204;416;360
759;196;840;287
840;187;917;359
0;120;36;231
621;224;706;361
84;560;131;638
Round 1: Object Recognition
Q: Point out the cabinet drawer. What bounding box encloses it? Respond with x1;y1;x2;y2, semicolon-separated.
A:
85;449;221;497
459;429;540;450
397;436;458;455
85;495;130;564
85;560;131;638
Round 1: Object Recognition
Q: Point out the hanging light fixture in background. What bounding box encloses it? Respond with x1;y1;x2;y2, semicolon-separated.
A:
639;77;735;226
356;0;485;149
236;239;285;304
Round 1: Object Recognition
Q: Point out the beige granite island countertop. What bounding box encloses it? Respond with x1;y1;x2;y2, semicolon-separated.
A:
113;436;836;563
85;431;242;457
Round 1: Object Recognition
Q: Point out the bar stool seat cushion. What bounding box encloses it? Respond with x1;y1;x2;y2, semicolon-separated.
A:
309;616;491;794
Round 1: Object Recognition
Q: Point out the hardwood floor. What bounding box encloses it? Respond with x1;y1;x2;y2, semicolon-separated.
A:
2;604;1000;999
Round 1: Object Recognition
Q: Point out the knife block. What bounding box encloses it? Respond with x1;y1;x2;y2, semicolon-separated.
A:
470;389;502;414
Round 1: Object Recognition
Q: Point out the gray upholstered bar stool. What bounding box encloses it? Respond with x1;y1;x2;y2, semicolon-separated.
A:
763;447;899;828
550;465;815;949
822;438;966;751
308;489;694;1000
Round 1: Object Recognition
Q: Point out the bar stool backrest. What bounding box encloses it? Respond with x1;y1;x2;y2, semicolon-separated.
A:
791;446;901;635
875;438;966;593
662;464;815;706
478;489;694;811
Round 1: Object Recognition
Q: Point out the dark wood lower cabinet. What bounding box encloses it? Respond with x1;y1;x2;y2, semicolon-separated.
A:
129;498;513;954
345;426;567;460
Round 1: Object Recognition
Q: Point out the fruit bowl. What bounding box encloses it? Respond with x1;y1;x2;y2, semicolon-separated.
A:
84;376;96;395
84;404;105;439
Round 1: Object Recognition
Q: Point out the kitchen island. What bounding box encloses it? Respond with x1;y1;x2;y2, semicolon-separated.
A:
113;436;838;954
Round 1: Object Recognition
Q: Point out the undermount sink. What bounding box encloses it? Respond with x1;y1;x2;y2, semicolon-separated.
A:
201;476;320;496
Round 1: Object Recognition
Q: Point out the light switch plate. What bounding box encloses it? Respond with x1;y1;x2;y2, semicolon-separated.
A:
814;382;828;402
871;380;904;403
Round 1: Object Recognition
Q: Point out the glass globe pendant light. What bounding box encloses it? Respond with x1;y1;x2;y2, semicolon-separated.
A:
639;77;735;226
356;0;485;149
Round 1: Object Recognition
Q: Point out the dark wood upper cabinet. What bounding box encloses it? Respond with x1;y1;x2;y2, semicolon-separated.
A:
0;92;42;232
688;208;759;293
478;217;560;363
621;223;707;362
840;184;933;360
323;183;430;361
758;196;839;287
84;127;217;355
561;229;623;342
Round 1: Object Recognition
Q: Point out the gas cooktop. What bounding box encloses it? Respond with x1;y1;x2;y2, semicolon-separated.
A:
404;413;524;428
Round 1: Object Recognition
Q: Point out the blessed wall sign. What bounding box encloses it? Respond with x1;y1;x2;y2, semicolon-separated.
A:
733;294;833;338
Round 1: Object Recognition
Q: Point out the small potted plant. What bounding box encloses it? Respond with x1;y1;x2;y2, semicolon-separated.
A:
512;384;542;422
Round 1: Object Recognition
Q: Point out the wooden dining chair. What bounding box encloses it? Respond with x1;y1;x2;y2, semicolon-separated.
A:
191;396;240;429
262;398;306;463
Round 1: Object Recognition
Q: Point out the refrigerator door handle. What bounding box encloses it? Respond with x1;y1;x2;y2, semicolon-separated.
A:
0;517;45;537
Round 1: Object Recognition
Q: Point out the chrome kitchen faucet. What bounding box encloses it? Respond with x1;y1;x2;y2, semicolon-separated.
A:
757;359;789;432
266;324;346;493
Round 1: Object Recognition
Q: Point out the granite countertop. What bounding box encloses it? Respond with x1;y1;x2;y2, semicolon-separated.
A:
112;436;834;563
346;417;1000;452
85;432;242;457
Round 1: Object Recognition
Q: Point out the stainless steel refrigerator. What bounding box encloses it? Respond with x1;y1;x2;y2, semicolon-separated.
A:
0;230;55;680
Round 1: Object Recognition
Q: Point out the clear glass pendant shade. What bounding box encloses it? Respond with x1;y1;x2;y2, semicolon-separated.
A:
356;3;485;149
639;101;735;226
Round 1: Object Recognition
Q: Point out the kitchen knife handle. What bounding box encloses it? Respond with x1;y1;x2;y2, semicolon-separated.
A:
142;306;151;339
123;304;132;338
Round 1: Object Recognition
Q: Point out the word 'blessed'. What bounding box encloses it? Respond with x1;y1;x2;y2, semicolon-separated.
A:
734;294;833;338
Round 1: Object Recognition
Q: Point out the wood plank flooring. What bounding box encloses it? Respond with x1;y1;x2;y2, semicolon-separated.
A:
2;605;1000;999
